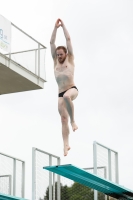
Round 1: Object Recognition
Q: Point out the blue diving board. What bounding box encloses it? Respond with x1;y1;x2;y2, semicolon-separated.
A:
43;164;133;200
0;193;28;200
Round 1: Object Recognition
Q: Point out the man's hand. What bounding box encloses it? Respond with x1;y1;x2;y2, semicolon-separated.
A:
55;19;61;28
58;19;64;27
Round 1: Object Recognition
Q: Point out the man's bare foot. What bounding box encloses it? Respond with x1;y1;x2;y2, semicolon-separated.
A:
71;121;78;132
64;145;71;156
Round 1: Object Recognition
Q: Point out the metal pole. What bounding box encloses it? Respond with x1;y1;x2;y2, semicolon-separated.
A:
108;149;112;181
49;155;52;200
108;151;112;199
57;158;61;200
53;173;55;200
115;152;119;184
43;48;46;80
104;167;107;200
22;161;25;198
8;51;11;68
9;175;12;195
32;147;36;200
38;44;40;85
13;159;16;196
8;32;11;68
93;141;98;200
35;50;37;75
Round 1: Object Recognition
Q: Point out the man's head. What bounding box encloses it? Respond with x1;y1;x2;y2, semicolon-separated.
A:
56;46;67;63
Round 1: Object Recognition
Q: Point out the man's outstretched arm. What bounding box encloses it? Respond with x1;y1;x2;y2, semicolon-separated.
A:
50;19;61;59
60;19;74;56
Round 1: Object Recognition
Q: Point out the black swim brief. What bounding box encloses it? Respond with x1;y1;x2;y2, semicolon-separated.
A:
58;86;78;97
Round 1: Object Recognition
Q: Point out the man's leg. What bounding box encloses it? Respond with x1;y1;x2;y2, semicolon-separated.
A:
58;97;70;156
63;88;78;131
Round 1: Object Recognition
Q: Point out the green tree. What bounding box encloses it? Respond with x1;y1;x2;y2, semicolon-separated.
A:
44;182;70;200
61;185;70;200
68;182;94;200
44;181;106;200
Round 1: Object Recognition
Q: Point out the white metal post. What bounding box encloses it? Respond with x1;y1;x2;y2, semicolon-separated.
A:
32;147;36;200
115;152;119;184
9;175;12;195
49;155;52;200
93;141;98;200
57;158;61;200
38;44;40;85
43;48;46;80
53;173;55;200
108;149;112;181
104;167;107;200
13;159;16;196
8;38;11;68
8;52;11;68
35;50;37;75
22;161;25;198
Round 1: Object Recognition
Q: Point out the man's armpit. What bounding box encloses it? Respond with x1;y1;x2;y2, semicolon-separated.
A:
68;54;74;62
54;57;57;66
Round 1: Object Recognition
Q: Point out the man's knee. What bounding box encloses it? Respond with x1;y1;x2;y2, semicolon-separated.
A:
63;94;70;101
61;116;68;123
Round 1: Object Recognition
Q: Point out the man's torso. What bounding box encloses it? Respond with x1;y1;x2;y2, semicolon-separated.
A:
54;55;75;93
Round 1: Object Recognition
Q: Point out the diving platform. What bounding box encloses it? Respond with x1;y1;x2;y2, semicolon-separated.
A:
43;164;133;200
0;15;46;95
0;52;46;95
0;193;28;200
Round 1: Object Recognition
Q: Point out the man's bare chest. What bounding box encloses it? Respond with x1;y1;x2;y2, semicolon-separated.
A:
55;64;68;72
54;56;75;75
54;64;74;77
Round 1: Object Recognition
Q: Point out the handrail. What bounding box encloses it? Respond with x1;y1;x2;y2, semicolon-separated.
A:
0;152;24;163
11;23;47;49
4;47;45;55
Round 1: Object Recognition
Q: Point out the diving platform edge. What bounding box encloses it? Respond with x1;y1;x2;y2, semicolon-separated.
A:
0;192;28;200
43;164;133;200
0;53;46;95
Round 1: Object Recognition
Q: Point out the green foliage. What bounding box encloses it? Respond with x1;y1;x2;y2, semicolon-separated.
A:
43;181;105;200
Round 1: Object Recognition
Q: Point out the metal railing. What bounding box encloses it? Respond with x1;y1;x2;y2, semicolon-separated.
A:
1;22;46;80
32;147;61;200
0;151;25;198
93;141;119;200
0;175;12;195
